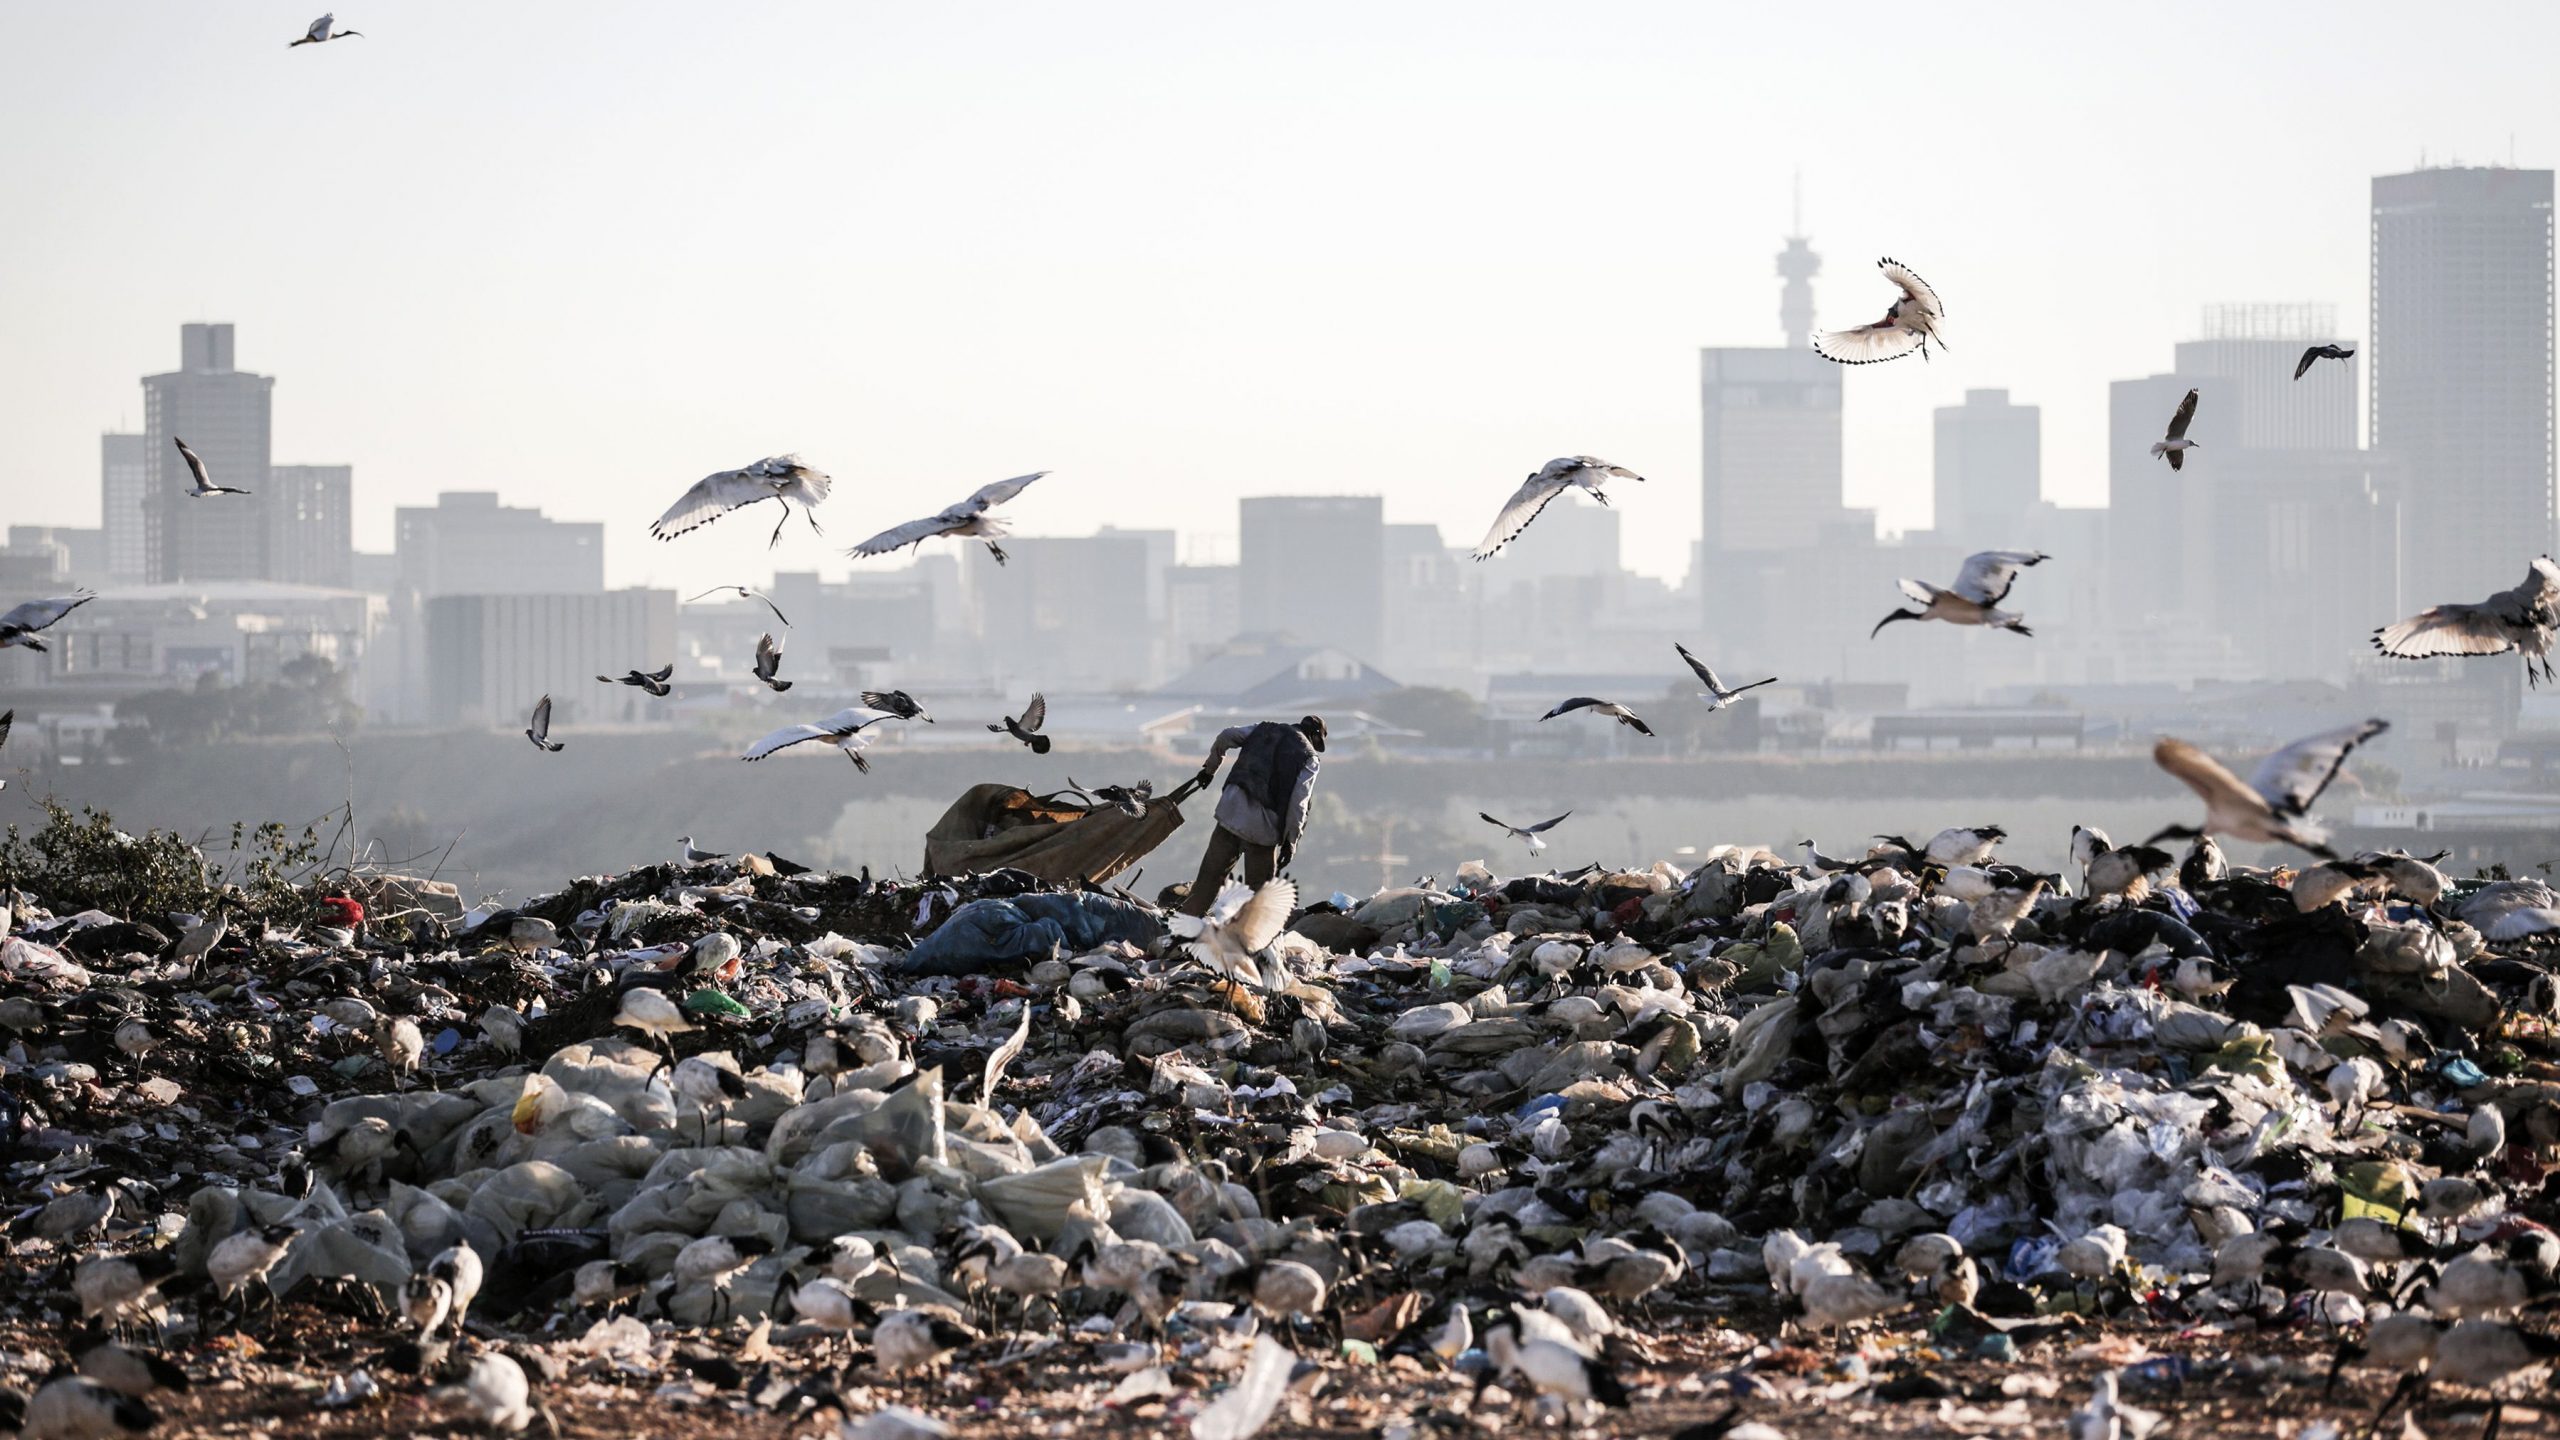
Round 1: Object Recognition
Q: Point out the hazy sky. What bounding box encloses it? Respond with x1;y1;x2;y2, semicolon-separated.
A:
0;2;2550;589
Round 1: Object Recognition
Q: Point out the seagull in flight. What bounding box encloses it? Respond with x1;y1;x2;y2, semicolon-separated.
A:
1872;550;2046;638
741;706;896;771
991;694;1050;754
860;690;935;724
1473;457;1645;560
751;632;791;692
0;592;95;652
1480;810;1571;853
523;695;564;752
2372;556;2560;686
2150;389;2201;470
685;585;790;626
1674;642;1776;711
847;472;1049;566
598;664;674;697
2294;343;2355;381
290;13;361;45
172;438;250;496
1813;259;1947;364
2147;719;2390;860
1539;697;1652;736
651;456;833;547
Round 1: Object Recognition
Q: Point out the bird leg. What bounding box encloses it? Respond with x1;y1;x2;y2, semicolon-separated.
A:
766;497;791;550
2365;1370;2422;1440
986;541;1010;567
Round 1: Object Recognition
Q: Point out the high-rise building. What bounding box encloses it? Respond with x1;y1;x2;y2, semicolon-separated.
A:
422;590;675;729
100;433;149;580
268;464;353;588
1238;496;1384;661
1932;389;2040;540
1700;346;1843;552
394;492;604;596
1380;522;1479;689
1164;564;1240;675
141;324;273;582
2371;166;2556;607
2176;304;2356;452
2107;371;2219;625
968;534;1155;691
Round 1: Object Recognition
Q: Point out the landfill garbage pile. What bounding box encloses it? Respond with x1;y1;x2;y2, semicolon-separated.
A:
8;827;2560;1439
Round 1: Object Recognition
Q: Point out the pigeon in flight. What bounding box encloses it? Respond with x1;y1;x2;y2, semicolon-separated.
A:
847;472;1049;567
651;456;833;547
598;664;674;697
1675;642;1776;711
290;13;361;46
1473;457;1645;560
2294;344;2355;381
1539;697;1653;736
751;633;791;692
1872;550;2047;638
685;585;790;627
1480;810;1571;853
523;695;564;752
1072;777;1152;817
741;706;896;771
990;694;1050;754
1813;258;1947;364
2150;389;2201;470
860;690;935;724
0;592;95;652
2146;719;2390;859
172;438;250;496
2372;556;2560;686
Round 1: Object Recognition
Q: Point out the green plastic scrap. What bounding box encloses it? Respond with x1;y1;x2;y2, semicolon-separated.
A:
1397;1178;1469;1229
684;989;750;1018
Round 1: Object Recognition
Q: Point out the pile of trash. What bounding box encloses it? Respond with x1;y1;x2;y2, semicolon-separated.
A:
7;823;2560;1438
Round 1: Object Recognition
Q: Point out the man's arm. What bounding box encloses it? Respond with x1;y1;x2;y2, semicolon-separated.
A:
1275;761;1319;870
1194;725;1254;788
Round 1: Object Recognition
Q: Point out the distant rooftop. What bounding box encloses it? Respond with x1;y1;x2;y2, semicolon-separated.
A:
2196;302;2337;342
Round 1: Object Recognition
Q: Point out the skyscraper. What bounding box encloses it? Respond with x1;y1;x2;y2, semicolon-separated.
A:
1701;232;1845;555
141;323;273;582
1237;496;1384;661
393;492;604;596
268;464;354;588
2371;166;2556;607
2175;303;2356;452
1931;389;2040;540
100;433;149;580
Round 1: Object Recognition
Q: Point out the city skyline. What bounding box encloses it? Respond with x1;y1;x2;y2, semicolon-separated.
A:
4;3;2555;590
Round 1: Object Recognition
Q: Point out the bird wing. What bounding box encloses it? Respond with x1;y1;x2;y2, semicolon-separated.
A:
755;632;783;673
1620;710;1655;736
1524;811;1573;834
846;513;962;558
1018;693;1047;734
1479;811;1517;833
1473;471;1570;559
1952;551;2045;607
2294;347;2320;381
2154;737;2258;812
1539;697;1601;721
961;471;1050;513
815;705;895;733
1674;642;1718;689
173;437;212;489
0;593;93;631
1230;878;1298;954
644;663;674;683
2372;602;2517;658
650;469;767;541
306;14;332;41
1563;455;1644;482
1880;259;1944;318
2247;719;2389;817
741;724;839;761
858;689;911;716
0;709;11;748
1813;324;1925;365
2163;388;2199;442
528;695;552;738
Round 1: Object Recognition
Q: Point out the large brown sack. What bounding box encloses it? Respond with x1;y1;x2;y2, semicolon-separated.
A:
922;783;1186;885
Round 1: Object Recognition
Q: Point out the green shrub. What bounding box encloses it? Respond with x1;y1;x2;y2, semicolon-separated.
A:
0;799;323;924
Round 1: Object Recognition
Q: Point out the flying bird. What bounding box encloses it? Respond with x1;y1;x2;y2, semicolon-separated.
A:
1539;697;1652;735
290;13;361;46
2147;719;2390;859
2372;556;2560;686
1872;550;2047;638
0;592;95;652
741;706;896;771
1071;776;1152;817
990;693;1050;754
0;709;12;750
172;437;249;496
2150;388;2201;470
1169;878;1298;990
1674;642;1776;711
1473;456;1645;560
523;694;563;751
650;455;833;547
1480;810;1572;853
685;585;790;626
847;471;1049;566
860;689;935;723
597;664;674;697
751;632;791;692
1813;258;1947;364
2294;343;2355;380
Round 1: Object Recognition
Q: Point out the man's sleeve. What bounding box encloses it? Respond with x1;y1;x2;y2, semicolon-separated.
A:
1202;726;1254;767
1280;761;1319;844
